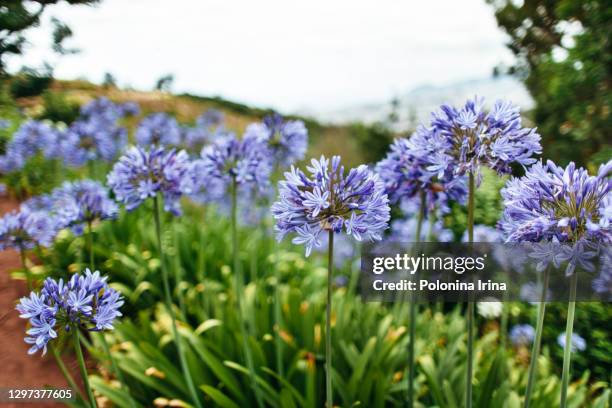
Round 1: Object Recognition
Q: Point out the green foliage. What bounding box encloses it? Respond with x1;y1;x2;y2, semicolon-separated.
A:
2;154;64;198
487;0;612;166
349;122;395;164
9;67;53;98
447;168;508;238
39;90;80;124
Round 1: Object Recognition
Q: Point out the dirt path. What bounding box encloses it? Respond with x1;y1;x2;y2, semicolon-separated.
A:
0;198;81;408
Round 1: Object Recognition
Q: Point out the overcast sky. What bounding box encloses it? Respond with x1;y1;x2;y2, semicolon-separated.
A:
8;0;515;113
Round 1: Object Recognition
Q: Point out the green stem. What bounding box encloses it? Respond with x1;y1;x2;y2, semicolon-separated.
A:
231;180;263;408
466;172;475;408
408;191;426;407
326;230;334;408
274;247;284;378
87;220;94;271
524;267;550;408
19;245;32;290
86;222;137;407
51;345;87;404
560;272;578;408
73;328;97;408
153;196;203;408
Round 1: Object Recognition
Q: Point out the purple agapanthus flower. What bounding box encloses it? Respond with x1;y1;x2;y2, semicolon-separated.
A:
272;155;390;256
510;324;535;347
0;208;58;250
501;160;611;244
80;97;139;123
244;113;308;168
135;113;181;147
107;146;194;215
193;132;271;196
557;332;586;352
391;216;453;243
50;180;118;234
376;126;467;213
429;97;541;181
60;118;127;166
196;109;224;128
16;269;123;355
0;121;59;172
461;224;502;243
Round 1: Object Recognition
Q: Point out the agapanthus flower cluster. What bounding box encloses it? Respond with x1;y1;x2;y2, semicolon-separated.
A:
272;155;390;256
136;113;181;147
501;160;611;244
428;97;541;180
557;332;586;352
182;110;229;152
461;224;502;243
0;208;58;250
80;97;139;123
391;217;453;242
194;133;271;196
60;119;127;166
0;121;59;172
510;324;535;347
16;269;123;355
50;180;118;234
244;113;308;168
107;146;194;215
377;126;467;215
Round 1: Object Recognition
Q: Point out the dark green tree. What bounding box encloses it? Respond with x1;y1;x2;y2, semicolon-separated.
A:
0;0;98;75
486;0;611;166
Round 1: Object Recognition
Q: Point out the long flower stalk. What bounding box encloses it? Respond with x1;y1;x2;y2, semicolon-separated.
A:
87;221;137;408
231;179;264;408
408;191;426;407
466;172;475;408
326;230;334;408
560;272;578;407
153;196;202;408
51;345;86;404
524;267;550;408
18;244;32;290
73;328;97;408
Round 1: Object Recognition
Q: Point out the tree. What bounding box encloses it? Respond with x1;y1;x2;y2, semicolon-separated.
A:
486;0;611;166
0;0;98;75
155;73;174;92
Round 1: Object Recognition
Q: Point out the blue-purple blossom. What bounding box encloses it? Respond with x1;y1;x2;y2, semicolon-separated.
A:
193;133;271;196
391;217;453;242
501;160;611;244
107;146;194;215
50;180;118;234
272;156;390;256
244;113;308;168
16;269;123;355
60;119;127;166
557;332;586;352
510;324;535;347
0;208;58;250
376;127;467;213
592;248;612;299
135;113;181;146
0;121;59;172
429;97;541;180
461;224;502;243
80;97;139;123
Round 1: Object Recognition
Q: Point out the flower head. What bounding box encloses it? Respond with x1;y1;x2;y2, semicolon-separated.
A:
0;121;59;172
476;298;503;319
510;324;535;347
557;332;586;352
135;113;181;147
429;97;541;179
272;155;390;256
50;180;118;233
60;118;127;166
107;146;193;215
376;127;467;212
16;269;123;355
244;113;308;168
193;133;271;196
0;208;58;250
501;160;611;244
